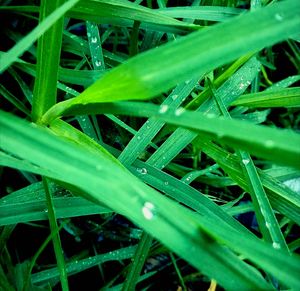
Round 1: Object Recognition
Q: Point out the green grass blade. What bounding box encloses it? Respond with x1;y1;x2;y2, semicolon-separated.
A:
232;87;300;107
159;6;245;22
42;0;300;123
71;0;195;29
210;79;288;250
23;222;64;291
266;75;300;91
31;0;66;121
43;178;69;291
86;21;105;70
0;181;110;226
55;101;300;170
121;233;152;291
31;246;137;285
7;68;33;104
0;84;30;115
0;0;80;73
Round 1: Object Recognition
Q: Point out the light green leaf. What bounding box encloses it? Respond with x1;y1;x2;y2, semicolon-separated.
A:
232;87;300;107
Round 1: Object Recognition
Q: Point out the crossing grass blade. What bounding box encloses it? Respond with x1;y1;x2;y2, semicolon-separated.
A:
0;84;31;116
0;181;110;226
43;178;69;291
70;0;195;29
232;87;300;107
211;78;288;251
31;245;138;285
121;232;153;291
158;6;245;22
52;101;300;170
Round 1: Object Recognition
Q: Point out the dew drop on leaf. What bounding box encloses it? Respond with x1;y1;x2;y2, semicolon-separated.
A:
242;159;250;165
142;202;156;220
137;168;147;175
272;242;281;249
159;105;169;114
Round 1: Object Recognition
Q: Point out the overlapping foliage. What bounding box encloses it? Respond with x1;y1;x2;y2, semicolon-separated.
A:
0;0;300;290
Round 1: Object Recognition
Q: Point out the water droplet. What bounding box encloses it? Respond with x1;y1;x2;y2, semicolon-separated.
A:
159;105;169;114
96;165;102;170
272;242;281;249
142;202;156;220
242;159;250;165
265;222;271;229
265;140;274;148
44;209;49;213
171;94;178;101
175;107;185;116
87;32;91;37
95;60;102;67
275;13;283;21
137;136;141;140
206;113;216;119
239;83;245;89
185;80;191;84
164;181;169;186
137;168;147;175
91;37;97;43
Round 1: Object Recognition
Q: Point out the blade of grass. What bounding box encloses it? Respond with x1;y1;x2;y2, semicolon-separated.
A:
159;6;245;22
169;252;187;291
0;84;30;116
71;0;196;29
43;178;69;291
31;246;138;285
209;78;288;251
0;0;80;73
0;181;110;226
86;21;105;70
22;222;65;291
121;232;152;291
231;87;300;107
54;101;300;170
31;0;66;121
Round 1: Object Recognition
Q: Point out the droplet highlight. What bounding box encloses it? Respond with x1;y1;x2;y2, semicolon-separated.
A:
142;202;156;220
